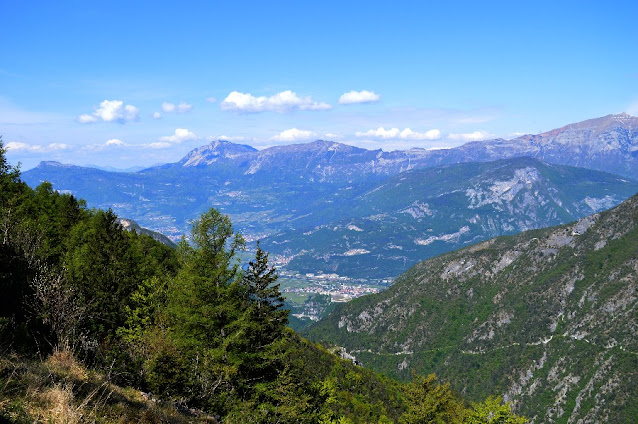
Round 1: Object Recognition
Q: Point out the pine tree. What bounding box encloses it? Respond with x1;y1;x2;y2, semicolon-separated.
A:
243;242;289;346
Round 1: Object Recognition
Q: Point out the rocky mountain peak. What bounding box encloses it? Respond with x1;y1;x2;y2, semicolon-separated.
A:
265;139;364;154
180;139;257;167
538;113;637;138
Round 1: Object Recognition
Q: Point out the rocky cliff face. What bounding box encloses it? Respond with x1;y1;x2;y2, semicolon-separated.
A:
443;113;638;180
307;193;638;422
262;157;638;278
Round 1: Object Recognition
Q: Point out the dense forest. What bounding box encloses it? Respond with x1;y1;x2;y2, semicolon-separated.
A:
0;138;526;423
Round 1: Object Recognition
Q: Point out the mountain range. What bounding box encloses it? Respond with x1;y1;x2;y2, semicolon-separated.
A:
262;157;637;278
22;113;638;279
307;192;638;422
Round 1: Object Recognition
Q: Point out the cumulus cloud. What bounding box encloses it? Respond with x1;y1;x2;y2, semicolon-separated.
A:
146;142;172;149
206;97;217;103
78;100;139;124
400;128;441;140
84;138;130;151
177;103;192;113
104;138;126;147
159;128;198;143
355;127;441;140
6;141;69;152
448;131;493;142
152;111;162;119
210;135;248;142
221;90;331;113
161;102;176;113
77;114;98;124
161;102;192;113
338;90;380;105
270;128;316;142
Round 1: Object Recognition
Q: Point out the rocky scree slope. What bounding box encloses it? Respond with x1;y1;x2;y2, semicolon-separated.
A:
307;192;638;422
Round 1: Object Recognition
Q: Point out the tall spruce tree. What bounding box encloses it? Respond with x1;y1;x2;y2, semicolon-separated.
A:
242;242;288;348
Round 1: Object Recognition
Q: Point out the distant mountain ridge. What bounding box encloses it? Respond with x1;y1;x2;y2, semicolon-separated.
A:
262;157;638;278
178;140;258;167
145;112;638;181
22;113;638;279
307;192;638;422
443;113;638;179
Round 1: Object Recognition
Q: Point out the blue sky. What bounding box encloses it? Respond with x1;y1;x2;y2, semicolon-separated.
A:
2;0;637;170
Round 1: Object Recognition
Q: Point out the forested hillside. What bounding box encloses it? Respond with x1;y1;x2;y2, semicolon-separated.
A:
308;189;638;422
0;138;525;422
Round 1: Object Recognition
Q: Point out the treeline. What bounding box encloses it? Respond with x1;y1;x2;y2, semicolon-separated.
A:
0;139;526;423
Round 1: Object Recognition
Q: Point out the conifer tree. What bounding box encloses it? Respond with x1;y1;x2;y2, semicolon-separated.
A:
242;242;289;346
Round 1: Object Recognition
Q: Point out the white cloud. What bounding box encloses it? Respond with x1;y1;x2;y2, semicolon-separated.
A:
5;141;31;151
221;90;331;113
356;127;400;139
77;114;98;124
6;141;69;152
177;102;192;113
448;131;493;141
78;100;139;124
206;97;217;103
399;128;441;140
159;128;198;143
161;101;192;114
104;138;126;147
270;128;316;142
146;142;172;149
324;133;341;139
210;135;248;142
338;90;380;105
83;138;130;151
48;143;69;150
152;111;162;119
355;127;441;140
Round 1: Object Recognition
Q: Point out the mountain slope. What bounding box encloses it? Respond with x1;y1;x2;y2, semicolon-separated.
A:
439;113;638;180
307;193;638;422
21;114;638;279
262;157;638;278
23;113;638;234
118;218;176;247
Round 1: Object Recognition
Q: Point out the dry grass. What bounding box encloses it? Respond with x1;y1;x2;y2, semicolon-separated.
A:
0;350;216;423
45;347;88;382
32;383;81;423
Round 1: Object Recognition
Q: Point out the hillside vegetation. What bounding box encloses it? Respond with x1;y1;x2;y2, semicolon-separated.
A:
0;138;524;423
307;188;638;422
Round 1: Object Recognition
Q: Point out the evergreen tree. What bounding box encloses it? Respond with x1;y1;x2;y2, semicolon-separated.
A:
463;396;527;424
65;209;143;344
0;137;39;349
400;373;464;423
242;242;289;348
161;208;247;410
